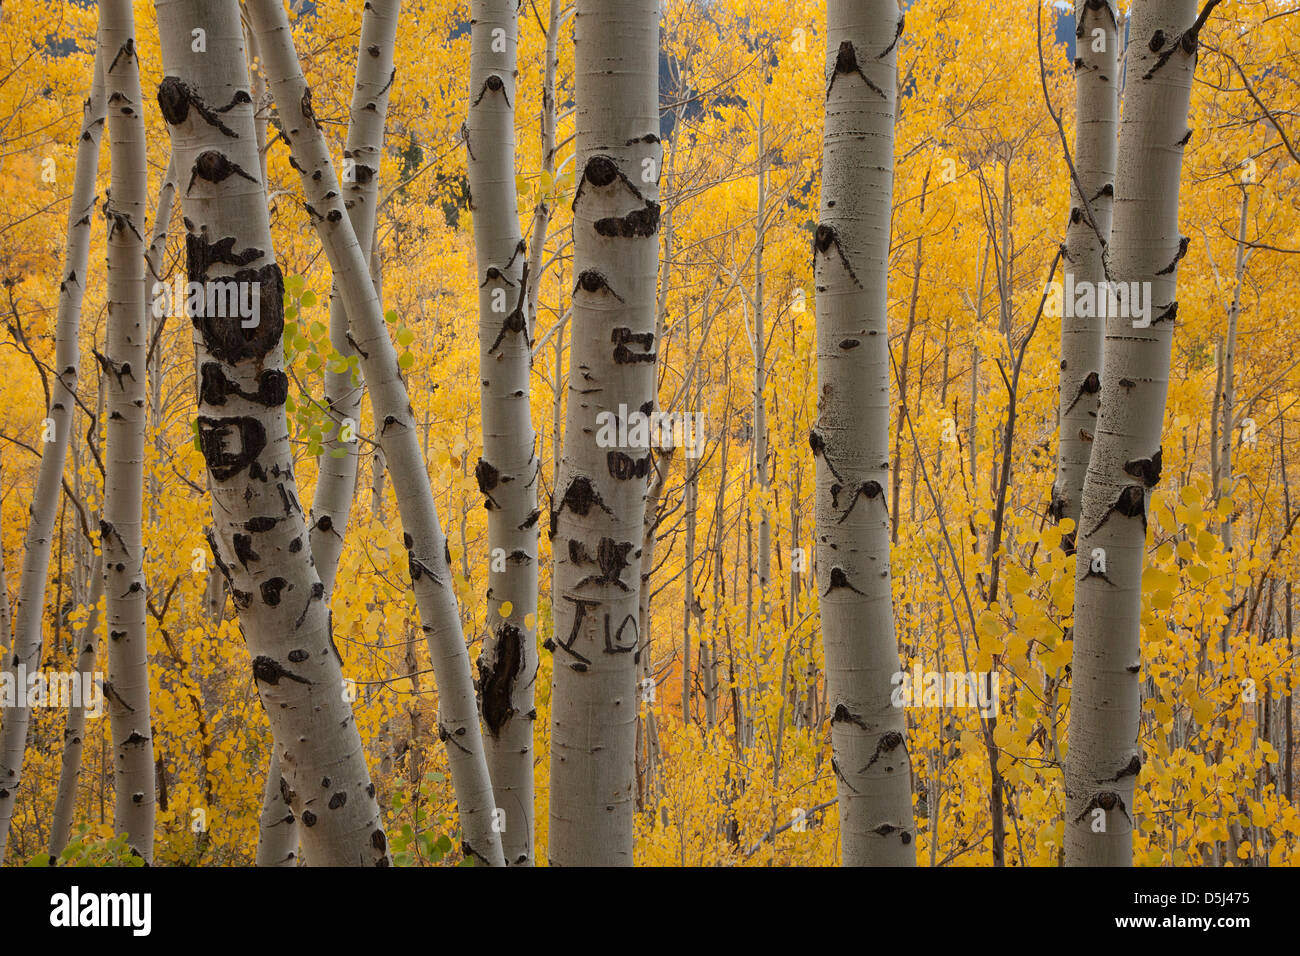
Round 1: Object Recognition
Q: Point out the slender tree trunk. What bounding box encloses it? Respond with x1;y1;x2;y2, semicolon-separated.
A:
1050;0;1119;542
0;33;106;865
812;0;916;866
154;0;387;865
754;100;770;622
1064;0;1202;866
525;0;562;331
467;0;539;867
100;0;156;861
548;0;660;867
49;555;105;858
255;750;297;865
244;0;504;865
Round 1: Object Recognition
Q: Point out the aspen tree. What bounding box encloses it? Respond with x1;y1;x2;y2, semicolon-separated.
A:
100;0;155;860
243;0;505;865
1065;0;1208;866
1050;0;1119;540
0;37;106;865
468;0;538;866
153;0;387;865
813;0;916;865
255;0;401;868
549;0;661;866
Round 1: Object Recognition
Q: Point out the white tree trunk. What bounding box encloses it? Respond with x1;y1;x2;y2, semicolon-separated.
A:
100;0;156;861
813;0;916;866
548;0;661;867
1064;0;1201;866
49;554;105;858
154;0;387;865
0;35;106;865
1050;0;1119;538
468;0;539;867
244;0;505;866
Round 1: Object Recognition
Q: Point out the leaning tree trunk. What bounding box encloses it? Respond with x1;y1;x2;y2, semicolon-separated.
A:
244;0;505;866
255;0;402;869
0;34;106;865
153;0;387;866
812;0;916;866
467;0;539;867
1050;0;1119;542
1064;0;1202;866
548;0;661;867
49;554;105;857
100;0;156;861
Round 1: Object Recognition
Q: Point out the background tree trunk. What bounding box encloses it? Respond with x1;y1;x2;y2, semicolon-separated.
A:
0;34;106;865
100;0;156;861
468;0;539;867
813;0;916;866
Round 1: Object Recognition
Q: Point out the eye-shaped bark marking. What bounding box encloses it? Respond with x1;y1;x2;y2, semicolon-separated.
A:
488;263;531;353
478;623;523;737
475;458;502;511
187;150;258;194
156;76;249;137
594;200;660;239
607;450;651;481
823;566;866;596
471;73;511;108
1063;370;1101;414
831;481;885;523
570;537;634;592
1105;754;1143;783
550;476;615;536
197;416;267;482
1086;484;1148;537
808;428;845;483
1072;790;1131;825
574;270;624;302
1123;447;1162;488
826;41;885;100
813;223;864;289
572;154;653;209
199;363;288;408
252;655;312;686
611;326;655;365
1156;236;1190;275
862;730;908;772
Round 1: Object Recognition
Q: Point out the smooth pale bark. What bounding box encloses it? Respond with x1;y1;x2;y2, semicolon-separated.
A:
244;0;504;866
813;0;916;866
100;0;156;860
468;0;538;867
154;0;387;865
0;39;106;865
1064;0;1200;866
549;0;660;867
1050;0;1119;540
49;555;105;858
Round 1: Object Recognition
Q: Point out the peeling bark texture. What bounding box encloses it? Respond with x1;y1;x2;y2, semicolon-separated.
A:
1064;0;1199;867
548;0;661;867
255;750;298;866
49;556;105;858
0;35;106;865
468;0;538;867
310;0;400;596
154;0;387;866
244;0;504;866
101;0;156;860
1051;0;1119;541
813;0;916;866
